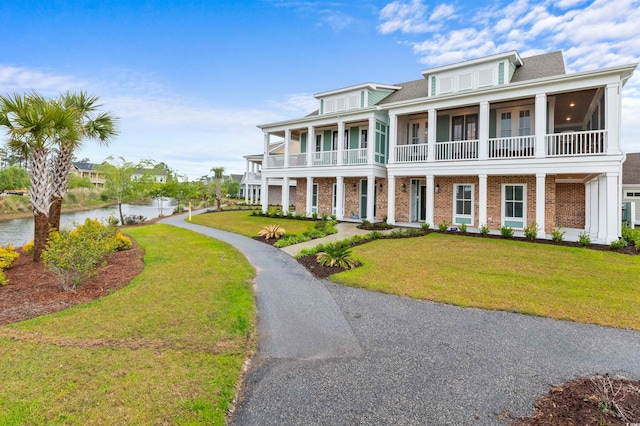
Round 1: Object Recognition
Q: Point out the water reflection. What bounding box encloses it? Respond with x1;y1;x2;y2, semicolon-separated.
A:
0;198;176;247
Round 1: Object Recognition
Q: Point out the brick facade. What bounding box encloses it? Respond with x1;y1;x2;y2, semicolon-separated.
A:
555;182;585;229
295;178;307;213
433;176;480;227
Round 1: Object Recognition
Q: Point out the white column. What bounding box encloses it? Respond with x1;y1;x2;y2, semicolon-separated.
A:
427;109;436;163
584;182;591;233
606;83;621;154
598;175;607;239
388;114;397;164
337;121;345;166
590;178;599;237
336;176;344;220
368;118;375;165
606;172;619;242
478;174;487;228
367;175;375;221
263;133;270;168
306;177;313;217
244;182;249;204
535;93;547;158
536;173;546;237
426;175;435;226
261;178;269;213
307;126;314;167
282;177;290;213
283;129;291;168
479;101;489;160
387;175;396;224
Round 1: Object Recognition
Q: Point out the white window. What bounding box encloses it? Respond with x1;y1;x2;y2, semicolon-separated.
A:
500;112;512;138
315;134;322;152
497;107;534;139
411;122;420;144
453;184;474;225
452;114;478;141
626;191;640;198
360;129;368;149
331;131;338;151
502;184;526;229
519;110;531;136
311;184;318;214
344;129;349;149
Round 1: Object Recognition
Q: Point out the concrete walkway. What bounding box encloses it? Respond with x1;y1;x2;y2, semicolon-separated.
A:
279;222;384;256
161;213;640;425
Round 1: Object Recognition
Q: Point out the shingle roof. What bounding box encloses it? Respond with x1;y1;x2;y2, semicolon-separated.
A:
623;152;640;185
377;51;567;106
72;162;99;171
377;78;429;105
511;51;566;82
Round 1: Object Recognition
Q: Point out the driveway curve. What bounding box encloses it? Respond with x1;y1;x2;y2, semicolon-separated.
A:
161;214;640;425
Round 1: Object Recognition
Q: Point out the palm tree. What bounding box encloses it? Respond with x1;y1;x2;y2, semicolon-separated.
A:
48;91;119;231
211;167;225;211
0;93;78;261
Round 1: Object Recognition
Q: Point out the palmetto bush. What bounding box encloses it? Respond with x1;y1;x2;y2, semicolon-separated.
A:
258;224;286;240
316;242;360;269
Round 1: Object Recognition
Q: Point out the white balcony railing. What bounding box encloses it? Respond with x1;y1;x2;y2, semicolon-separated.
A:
546;130;607;156
396;143;428;163
289;153;307;167
267;154;284;168
312;150;338;166
488;135;535;159
241;172;262;184
435;140;479;161
343;148;368;165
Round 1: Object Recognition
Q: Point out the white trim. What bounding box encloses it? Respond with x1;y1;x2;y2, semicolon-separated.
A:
452;183;474;225
501;183;527;229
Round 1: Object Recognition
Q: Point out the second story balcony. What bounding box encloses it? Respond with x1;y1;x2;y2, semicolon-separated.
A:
266;148;383;169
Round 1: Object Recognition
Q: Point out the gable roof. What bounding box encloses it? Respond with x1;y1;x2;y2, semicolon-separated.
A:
72;162;100;171
510;51;566;83
378;51;566;106
623;153;640;185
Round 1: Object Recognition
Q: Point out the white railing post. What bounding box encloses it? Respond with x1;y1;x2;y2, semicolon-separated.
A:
479;101;489;160
388;114;397;164
427;109;436;163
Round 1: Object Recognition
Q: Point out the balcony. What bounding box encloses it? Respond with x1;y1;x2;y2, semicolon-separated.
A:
392;130;608;163
265;148;384;169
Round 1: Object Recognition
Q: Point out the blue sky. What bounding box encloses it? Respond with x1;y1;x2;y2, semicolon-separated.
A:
1;0;638;179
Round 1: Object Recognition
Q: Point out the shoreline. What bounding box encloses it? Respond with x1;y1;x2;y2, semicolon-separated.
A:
0;202;117;222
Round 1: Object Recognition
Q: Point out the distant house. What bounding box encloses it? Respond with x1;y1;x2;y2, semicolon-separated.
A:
70;162;105;188
623;153;640;227
133;168;168;183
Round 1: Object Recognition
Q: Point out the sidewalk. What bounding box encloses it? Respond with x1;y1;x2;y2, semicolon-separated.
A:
279;222;388;256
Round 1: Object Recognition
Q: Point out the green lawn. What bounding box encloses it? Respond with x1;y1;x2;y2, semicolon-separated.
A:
0;224;255;425
331;233;640;330
190;210;317;237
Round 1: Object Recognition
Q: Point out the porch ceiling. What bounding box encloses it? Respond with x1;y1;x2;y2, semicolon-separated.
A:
553;89;597;127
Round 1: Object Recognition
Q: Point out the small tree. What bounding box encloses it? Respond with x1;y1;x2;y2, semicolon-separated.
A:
0;165;29;192
98;157;146;225
210;167;225;210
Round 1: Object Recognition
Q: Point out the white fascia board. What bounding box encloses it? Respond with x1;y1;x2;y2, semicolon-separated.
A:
257;107;380;133
314;83;402;98
262;165;387;180
386;63;638;115
386;155;624;177
420;51;522;77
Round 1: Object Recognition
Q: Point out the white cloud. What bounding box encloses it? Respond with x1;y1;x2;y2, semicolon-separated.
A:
377;0;434;34
0;65;84;95
429;3;456;21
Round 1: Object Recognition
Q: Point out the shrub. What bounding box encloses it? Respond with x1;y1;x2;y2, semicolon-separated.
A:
258;224;286;240
459;223;468;233
22;240;34;255
0;244;19;269
316;242;360;269
621;225;640;246
500;226;514;239
610;238;627;250
0;270;6;286
578;231;591;247
479;224;489;236
107;215;120;227
551;228;565;243
368;231;383;240
421;222;431;231
523;222;539;241
112;233;133;251
311;212;318;220
361;219;371;228
438;221;450;232
42;218;118;291
122;214;147;225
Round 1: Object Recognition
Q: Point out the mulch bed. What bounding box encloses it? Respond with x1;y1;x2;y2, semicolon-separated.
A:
509;375;640;425
0;244;144;326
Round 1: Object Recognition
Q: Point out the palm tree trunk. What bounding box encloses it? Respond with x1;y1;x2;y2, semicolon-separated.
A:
29;148;53;262
48;144;74;231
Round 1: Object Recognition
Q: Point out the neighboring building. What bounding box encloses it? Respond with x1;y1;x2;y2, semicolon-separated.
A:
70;162;105;188
133;168;168;183
623;153;640;227
255;50;637;243
241;151;296;206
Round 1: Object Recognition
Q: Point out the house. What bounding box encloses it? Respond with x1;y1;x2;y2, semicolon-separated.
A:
132;168;168;183
623;153;640;227
70;162;105;188
241;150;296;206
255;50;637;243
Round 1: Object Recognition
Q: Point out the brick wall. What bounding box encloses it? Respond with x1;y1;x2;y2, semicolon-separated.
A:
315;178;334;216
376;178;388;221
545;176;556;233
343;177;361;219
395;177;412;223
433;176;480;227
486;176;536;230
555;182;585;229
296;178;307;213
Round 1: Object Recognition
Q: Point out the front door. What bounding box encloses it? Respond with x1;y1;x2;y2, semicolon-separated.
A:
360;180;367;219
410;179;426;222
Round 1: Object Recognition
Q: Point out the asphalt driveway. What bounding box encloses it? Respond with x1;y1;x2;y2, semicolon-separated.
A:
161;214;640;425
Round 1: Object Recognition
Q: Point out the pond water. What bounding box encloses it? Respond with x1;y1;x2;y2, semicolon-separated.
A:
0;198;176;247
